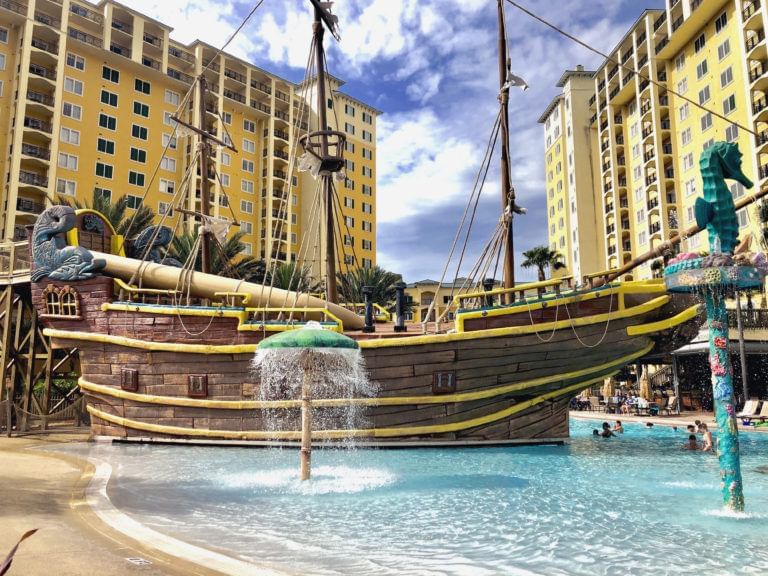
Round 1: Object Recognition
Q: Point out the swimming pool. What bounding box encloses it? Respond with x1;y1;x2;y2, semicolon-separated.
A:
60;420;768;575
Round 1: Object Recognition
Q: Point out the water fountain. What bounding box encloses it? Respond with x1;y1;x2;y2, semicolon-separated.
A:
664;142;766;511
253;321;377;480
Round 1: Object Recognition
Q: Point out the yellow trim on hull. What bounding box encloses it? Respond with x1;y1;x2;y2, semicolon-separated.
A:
45;294;668;353
626;304;703;336
77;341;652;410
86;374;610;440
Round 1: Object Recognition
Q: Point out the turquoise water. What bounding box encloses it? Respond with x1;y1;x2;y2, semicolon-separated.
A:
63;420;768;575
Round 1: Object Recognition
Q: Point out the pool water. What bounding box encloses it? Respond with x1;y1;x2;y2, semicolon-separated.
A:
61;420;768;575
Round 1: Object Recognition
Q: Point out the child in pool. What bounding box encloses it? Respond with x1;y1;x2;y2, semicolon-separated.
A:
683;434;699;450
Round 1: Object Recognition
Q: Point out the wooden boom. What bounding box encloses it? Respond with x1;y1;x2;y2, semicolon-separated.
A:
92;251;366;330
596;186;768;287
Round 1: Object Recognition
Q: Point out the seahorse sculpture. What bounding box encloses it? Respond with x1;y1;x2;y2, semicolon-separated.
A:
31;205;106;282
695;142;753;254
128;225;182;267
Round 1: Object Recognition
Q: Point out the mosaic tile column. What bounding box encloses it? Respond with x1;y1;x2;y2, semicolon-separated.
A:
704;291;744;511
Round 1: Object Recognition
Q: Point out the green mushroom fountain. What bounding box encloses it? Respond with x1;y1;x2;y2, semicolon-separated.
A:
255;322;373;481
664;142;766;511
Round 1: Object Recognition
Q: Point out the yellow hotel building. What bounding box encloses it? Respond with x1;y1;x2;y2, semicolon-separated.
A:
541;0;766;282
0;0;377;270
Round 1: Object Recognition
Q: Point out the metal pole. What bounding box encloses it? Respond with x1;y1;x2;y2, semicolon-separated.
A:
497;0;515;301
394;281;407;333
198;75;211;275
362;286;375;333
734;291;749;407
300;350;312;481
671;354;680;414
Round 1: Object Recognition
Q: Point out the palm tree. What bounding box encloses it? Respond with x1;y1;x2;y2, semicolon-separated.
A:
520;246;566;282
267;261;322;293
68;190;156;240
337;265;403;307
168;230;266;282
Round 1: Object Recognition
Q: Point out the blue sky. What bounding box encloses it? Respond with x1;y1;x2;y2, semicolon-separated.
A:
128;0;666;282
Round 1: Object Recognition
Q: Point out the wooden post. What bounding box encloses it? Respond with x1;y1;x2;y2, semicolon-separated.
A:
300;350;313;481
198;75;212;275
0;286;14;436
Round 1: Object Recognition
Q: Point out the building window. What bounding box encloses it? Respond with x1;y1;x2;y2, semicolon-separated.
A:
698;86;710;104
242;139;255;153
95;162;113;179
128;171;145;187
58;152;78;170
240;200;253;214
725;123;738;142
362;258;372;269
159;179;175;194
695;60;708;79
737;208;748;228
345;103;355;116
681;127;692;146
164;89;180;105
94;187;111;202
362;239;372;250
64;77;84;95
723;94;736;115
362;112;373;124
362;130;372;142
160;157;176;172
362;166;372;177
343;235;354;246
241;221;253;234
243;119;255;132
362;184;372;196
345;140;355;153
158;201;173;216
222;112;232;124
42;285;80;318
242;159;254;173
714;11;727;33
678;102;689;121
718;39;730;60
344;122;355;135
131;125;148;140
720;67;733;88
133;101;150;117
98;113;116;130
60;127;80;145
97;138;115;154
102;66;119;83
685;179;697;197
638;231;647;245
130;147;147;163
219;174;230;187
677;78;688;95
344;197;355;208
345;216;354;228
700;113;712;132
66;53;85;70
345;178;355;190
683;152;694;171
163;111;178;127
126;195;143;209
346;159;355;171
362;202;373;214
674;53;685;71
134;78;151;94
162;134;177;150
64;102;83;120
241;180;254;194
100;90;118;106
694;33;706;53
56;178;77;196
362;221;372;232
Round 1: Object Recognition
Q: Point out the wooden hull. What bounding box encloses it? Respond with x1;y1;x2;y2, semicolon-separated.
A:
34;276;701;445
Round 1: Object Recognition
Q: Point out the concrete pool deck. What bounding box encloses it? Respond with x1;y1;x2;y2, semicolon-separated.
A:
0;433;232;576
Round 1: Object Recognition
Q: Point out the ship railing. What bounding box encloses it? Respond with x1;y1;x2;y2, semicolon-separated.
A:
113;277;181;304
454;276;575;310
582;269;623;288
340;302;392;322
0;241;31;281
242;307;343;333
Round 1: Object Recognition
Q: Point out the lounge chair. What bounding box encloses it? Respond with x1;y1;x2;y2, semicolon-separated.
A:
737;399;760;425
588;396;604;412
743;401;768;426
662;395;679;415
635;398;649;416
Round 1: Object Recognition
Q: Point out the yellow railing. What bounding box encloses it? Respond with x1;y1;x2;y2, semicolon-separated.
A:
113;277;180;302
453;275;574;308
242;307;344;332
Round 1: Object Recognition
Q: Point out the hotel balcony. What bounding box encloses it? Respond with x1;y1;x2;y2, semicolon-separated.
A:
68;27;103;48
251;79;272;95
647;197;660;214
743;1;762;30
111;19;133;36
110;42;131;59
142;56;161;71
202;58;220;73
649;222;661;236
27;90;54;108
224;68;246;84
33;10;61;28
167;67;194;84
168;45;195;65
16;197;46;215
31;36;58;56
21;143;51;162
19;170;49;190
753;95;768;121
251;99;271;115
143;31;163;49
274;110;290;122
23;116;53;134
70;3;103;26
28;62;56;82
223;88;246;105
746;29;766;59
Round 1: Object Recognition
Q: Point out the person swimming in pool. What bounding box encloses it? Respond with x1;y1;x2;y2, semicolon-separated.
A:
613;420;624;434
600;422;615;438
683;434;699;450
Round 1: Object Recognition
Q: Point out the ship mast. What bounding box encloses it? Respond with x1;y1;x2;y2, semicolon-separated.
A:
497;0;516;297
172;74;236;274
302;0;344;303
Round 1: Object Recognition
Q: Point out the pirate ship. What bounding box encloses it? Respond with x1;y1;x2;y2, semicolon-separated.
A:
27;1;724;445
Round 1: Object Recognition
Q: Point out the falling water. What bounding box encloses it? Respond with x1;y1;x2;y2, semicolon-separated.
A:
251;332;378;447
